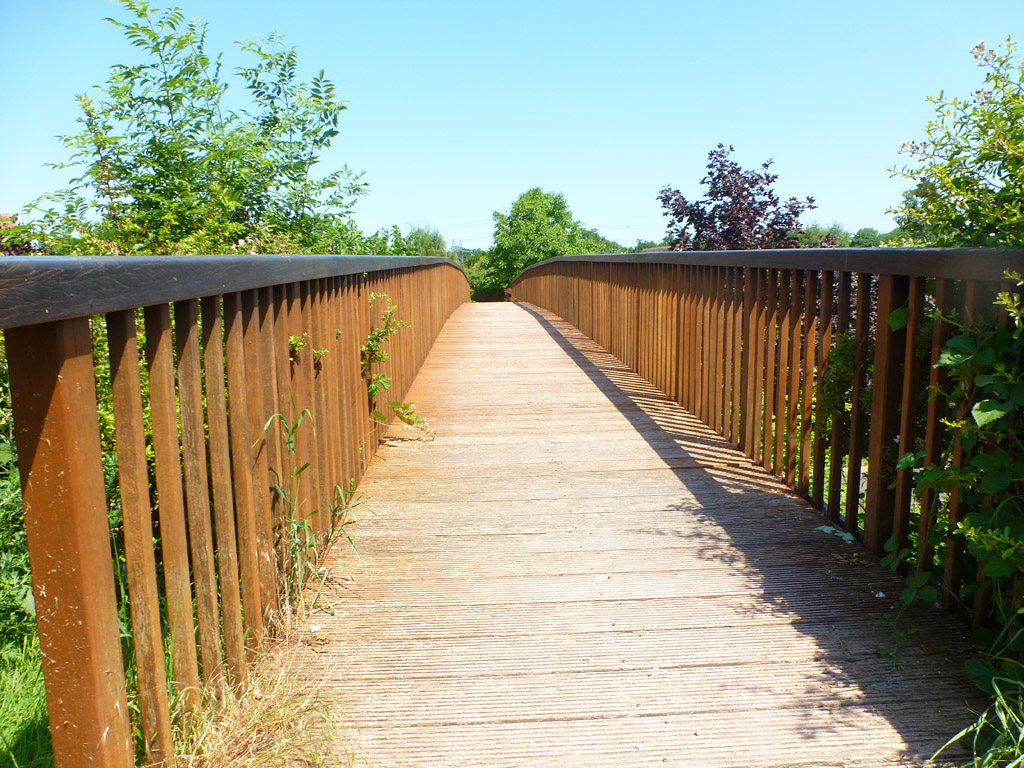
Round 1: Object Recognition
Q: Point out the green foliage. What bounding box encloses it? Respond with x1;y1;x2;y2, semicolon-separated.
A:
577;227;625;255
264;407;358;617
360;293;408;400
935;622;1024;766
0;1;426;258
893;37;1024;247
901;274;1024;622
850;227;882;248
633;235;674;252
797;222;852;248
0;641;51;768
477;188;594;292
405;227;449;259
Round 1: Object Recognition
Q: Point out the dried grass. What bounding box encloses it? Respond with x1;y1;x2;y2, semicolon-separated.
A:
175;640;351;768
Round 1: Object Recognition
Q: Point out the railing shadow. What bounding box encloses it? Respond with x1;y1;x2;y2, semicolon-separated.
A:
516;301;980;762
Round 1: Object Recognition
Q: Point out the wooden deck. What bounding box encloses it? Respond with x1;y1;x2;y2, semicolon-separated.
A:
292;302;982;768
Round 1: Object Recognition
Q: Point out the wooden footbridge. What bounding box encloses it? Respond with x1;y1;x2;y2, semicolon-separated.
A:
1;250;1019;767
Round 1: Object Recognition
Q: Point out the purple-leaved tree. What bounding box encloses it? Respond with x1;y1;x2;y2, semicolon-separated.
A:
658;144;816;251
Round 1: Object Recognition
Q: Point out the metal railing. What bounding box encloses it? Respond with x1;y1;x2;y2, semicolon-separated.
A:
0;254;469;767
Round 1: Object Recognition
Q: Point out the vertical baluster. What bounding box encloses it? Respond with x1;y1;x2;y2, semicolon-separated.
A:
813;271;834;510
143;304;201;705
827;273;852;523
892;277;927;555
200;295;247;686
223;292;264;650
799;271;817;498
7;317;134;768
762;270;779;473
864;274;910;554
844;274;872;535
106;310;175;764
917;279;954;571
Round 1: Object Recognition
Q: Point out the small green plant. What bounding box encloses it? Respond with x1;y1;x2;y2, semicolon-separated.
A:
312;347;327;364
366;372;391;400
288;333;308;359
359;293;409;393
877;536;938;663
373;401;434;437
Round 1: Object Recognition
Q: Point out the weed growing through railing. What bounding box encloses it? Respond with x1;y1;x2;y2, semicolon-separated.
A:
359;292;408;400
263;407;362;622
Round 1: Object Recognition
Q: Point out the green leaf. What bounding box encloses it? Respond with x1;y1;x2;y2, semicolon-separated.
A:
946;334;977;355
972;399;1011;428
971;452;1008;471
1011;379;1024;405
965;657;998;695
980;469;1012;495
896;452;918;471
888;306;909;331
983;556;1019;578
917;586;938;603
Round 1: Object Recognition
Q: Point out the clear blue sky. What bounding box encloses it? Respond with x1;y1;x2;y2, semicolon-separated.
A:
3;1;1022;250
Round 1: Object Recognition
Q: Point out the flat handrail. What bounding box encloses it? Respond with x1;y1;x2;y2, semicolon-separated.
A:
0;254;464;329
516;247;1024;282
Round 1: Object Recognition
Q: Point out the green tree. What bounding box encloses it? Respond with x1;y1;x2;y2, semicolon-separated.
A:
893;37;1024;246
482;188;590;288
797;222;852;248
5;1;371;256
578;227;625;254
633;235;673;251
850;227;882;248
405;227;449;259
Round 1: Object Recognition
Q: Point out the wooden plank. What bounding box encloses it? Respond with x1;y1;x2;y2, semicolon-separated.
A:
741;268;756;456
106;310;175;765
290;302;981;768
174;298;225;685
892;277;926;554
785;271;803;488
6;317;133;768
310;280;332;537
916;279;953;571
510;248;1024;285
199;296;247;686
0;256;465;330
241;289;280;624
752;270;767;465
224;292;264;650
799;271;817;498
774;270;791;477
143;304;201;705
762;270;779;473
827;272;852;523
943;281;987;608
812;271;833;510
843;274;872;535
863;274;910;555
730;267;743;446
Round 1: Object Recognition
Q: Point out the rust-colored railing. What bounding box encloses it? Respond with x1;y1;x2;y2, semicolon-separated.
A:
511;248;1023;606
0;255;468;767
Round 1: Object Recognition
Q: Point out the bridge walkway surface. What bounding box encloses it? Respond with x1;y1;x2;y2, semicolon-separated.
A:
290;301;981;768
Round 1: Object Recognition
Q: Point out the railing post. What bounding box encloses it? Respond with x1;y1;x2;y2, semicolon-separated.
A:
864;273;910;553
6;317;133;768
